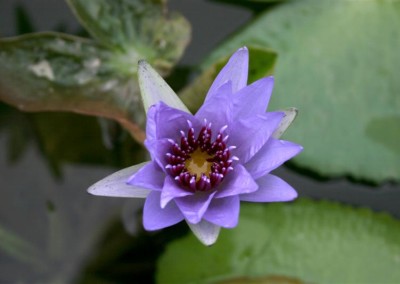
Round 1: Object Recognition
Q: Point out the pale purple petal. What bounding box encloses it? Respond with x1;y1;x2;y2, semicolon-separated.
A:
138;60;190;113
144;138;171;170
175;191;216;224
154;102;200;141
233;76;274;119
206;47;248;101
187;220;221;246
272;107;299;139
203;196;240;228
127;161;165;191
143;191;184;230
240;174;298;202
88;162;151;198
245;138;303;179
214;164;258;198
160;176;193;208
229;111;284;163
195;81;233;134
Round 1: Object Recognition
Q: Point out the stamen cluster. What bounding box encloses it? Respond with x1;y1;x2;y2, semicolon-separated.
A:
165;120;237;191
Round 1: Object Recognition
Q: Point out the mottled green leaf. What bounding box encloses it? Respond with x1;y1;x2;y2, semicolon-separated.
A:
66;0;191;75
205;0;400;182
157;199;400;284
179;46;277;113
0;33;145;142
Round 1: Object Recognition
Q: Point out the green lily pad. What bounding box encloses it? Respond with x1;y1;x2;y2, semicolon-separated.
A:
157;199;400;283
205;0;400;182
66;0;191;75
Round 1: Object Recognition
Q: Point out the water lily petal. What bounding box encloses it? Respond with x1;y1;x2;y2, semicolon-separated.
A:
187;220;221;246
195;81;233;134
215;164;258;198
127;161;165;191
245;138;303;179
240;174;298;202
230;111;284;163
138;60;190;113
144;138;171;170
233;76;274;119
145;104;157;141
206;47;248;101
160;176;194;208
154;102;200;141
203;196;240;228
175;191;216;224
143;191;184;230
272;108;298;139
88;162;150;198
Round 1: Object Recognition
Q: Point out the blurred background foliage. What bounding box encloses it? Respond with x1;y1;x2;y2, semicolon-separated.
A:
0;0;399;283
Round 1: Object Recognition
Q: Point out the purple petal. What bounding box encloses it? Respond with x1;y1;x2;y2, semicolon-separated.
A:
203;196;240;228
229;111;284;163
144;138;171;170
206;47;248;101
195;81;233;134
153;102;200;142
214;164;258;198
143;191;184;230
127;161;165;191
175;191;216;224
187;220;221;246
233;76;274;119
245;138;303;179
240;174;298;202
160;176;193;208
88;163;151;198
145;105;157;141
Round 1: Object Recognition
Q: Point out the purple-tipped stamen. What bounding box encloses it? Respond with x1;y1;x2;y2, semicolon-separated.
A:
164;121;236;191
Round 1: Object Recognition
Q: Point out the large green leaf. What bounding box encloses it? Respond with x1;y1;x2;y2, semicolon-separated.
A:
0;33;145;142
205;0;400;182
157;199;400;283
66;0;191;75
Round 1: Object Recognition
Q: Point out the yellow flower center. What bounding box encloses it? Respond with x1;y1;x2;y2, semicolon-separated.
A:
184;149;213;181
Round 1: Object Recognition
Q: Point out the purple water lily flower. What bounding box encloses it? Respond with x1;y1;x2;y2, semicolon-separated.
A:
89;47;303;245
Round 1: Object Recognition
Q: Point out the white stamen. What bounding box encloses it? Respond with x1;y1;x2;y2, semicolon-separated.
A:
220;125;228;133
